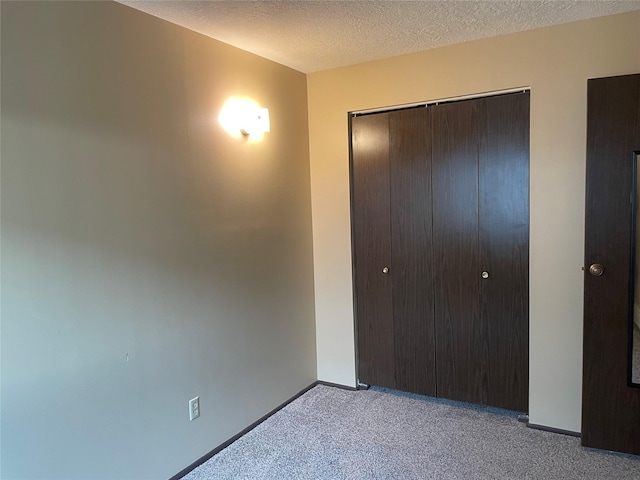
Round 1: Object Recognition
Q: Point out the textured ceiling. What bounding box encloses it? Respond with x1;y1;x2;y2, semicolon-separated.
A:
117;1;640;73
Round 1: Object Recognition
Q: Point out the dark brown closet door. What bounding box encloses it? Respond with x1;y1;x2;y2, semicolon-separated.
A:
352;108;436;394
479;93;530;412
389;108;436;396
432;94;529;410
352;94;529;408
582;74;640;455
432;99;483;404
351;112;395;388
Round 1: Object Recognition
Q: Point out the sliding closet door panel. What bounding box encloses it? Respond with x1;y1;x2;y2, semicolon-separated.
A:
389;108;436;396
479;93;530;412
432;100;483;404
351;113;395;388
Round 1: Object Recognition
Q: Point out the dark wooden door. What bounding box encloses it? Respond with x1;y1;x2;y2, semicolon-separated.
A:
351;112;395;388
432;98;483;404
352;93;529;411
351;107;436;395
582;74;640;455
389;108;436;396
432;93;529;411
479;93;530;412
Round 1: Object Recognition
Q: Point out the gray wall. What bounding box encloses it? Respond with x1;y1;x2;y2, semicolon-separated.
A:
1;2;317;479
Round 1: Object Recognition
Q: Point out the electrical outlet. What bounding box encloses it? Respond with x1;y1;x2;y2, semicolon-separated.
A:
189;396;200;421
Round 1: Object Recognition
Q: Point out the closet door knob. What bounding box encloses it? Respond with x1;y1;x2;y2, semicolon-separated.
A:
589;264;604;277
481;271;489;279
382;266;389;274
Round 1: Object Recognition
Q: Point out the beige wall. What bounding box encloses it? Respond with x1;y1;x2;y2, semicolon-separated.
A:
3;3;639;477
1;2;316;479
308;12;640;432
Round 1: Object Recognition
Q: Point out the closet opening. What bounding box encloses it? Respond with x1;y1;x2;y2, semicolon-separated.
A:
350;89;530;412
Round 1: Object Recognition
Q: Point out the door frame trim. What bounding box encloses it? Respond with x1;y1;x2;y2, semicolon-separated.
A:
350;86;530;116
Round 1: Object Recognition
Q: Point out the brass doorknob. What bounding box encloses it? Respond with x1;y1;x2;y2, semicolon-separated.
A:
589;264;604;277
382;266;389;274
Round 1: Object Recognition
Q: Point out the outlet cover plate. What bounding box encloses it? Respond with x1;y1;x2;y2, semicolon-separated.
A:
189;396;200;421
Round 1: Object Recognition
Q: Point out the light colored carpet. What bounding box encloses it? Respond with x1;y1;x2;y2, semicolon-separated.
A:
181;384;640;480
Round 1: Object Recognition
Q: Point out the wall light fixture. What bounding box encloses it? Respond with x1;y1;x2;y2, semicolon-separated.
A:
219;98;270;140
240;107;270;136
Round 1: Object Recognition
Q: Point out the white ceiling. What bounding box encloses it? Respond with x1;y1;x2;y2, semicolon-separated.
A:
117;1;640;73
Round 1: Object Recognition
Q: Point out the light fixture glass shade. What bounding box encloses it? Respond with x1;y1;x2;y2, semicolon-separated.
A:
241;107;270;135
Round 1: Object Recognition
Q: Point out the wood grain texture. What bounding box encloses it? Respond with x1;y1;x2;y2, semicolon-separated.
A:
432;99;482;404
351;95;529;409
478;93;530;412
432;94;529;409
582;74;640;455
389;107;437;396
351;113;395;389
